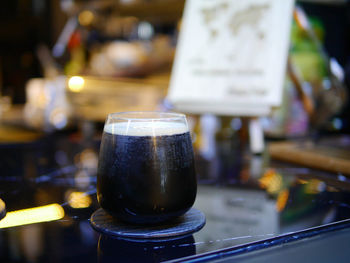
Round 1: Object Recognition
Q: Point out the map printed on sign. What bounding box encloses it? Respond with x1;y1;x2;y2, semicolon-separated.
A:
168;0;294;116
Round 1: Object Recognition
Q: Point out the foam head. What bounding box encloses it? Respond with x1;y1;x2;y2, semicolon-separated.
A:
104;121;189;136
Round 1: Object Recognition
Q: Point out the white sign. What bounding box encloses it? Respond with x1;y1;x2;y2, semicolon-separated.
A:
168;0;294;116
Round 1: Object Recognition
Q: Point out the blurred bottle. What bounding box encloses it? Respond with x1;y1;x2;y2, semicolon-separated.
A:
264;7;347;138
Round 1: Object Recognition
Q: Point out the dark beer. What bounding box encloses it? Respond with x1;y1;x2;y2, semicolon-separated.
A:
97;121;197;224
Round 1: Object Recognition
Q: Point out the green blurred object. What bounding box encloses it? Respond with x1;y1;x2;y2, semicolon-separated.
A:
290;18;327;83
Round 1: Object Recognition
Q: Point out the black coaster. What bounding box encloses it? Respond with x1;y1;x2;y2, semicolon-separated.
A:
90;208;206;239
0;198;6;221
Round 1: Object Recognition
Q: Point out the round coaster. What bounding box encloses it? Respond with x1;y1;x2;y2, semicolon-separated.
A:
90;208;206;239
0;199;6;221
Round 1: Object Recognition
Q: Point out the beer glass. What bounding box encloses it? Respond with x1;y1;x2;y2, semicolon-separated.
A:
97;112;197;224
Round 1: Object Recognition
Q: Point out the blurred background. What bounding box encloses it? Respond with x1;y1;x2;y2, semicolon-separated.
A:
1;2;350;262
0;0;350;135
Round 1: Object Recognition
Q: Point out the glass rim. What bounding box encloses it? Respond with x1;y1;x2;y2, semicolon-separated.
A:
107;111;186;121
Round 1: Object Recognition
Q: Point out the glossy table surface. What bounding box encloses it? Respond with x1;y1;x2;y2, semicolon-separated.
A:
0;129;350;262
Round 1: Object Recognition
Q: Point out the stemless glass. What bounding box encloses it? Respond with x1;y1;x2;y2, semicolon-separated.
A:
97;112;197;224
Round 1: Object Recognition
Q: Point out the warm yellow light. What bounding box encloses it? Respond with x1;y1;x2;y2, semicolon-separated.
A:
79;10;94;26
68;192;92;209
68;76;85;92
276;189;289;212
297;179;308;184
259;169;283;194
0;204;64;229
305;179;324;194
